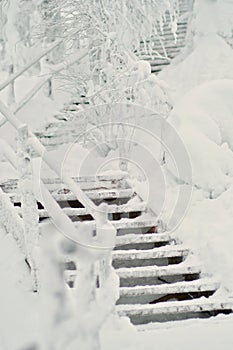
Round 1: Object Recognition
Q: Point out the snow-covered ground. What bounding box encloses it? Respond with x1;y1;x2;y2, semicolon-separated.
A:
101;314;233;350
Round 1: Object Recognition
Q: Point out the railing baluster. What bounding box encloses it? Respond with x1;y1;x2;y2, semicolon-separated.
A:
17;124;40;292
7;64;15;106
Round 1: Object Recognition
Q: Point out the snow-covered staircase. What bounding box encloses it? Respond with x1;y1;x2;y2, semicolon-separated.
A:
135;0;194;74
1;171;233;326
33;0;194;150
1;0;233;326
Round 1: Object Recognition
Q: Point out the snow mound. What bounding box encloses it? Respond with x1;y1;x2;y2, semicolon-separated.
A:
160;35;233;100
169;79;233;198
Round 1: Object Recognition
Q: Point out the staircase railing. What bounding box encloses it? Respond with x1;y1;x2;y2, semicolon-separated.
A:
0;186;26;254
0;41;119;338
0;40;88;127
0;98;118;244
0;123;119;347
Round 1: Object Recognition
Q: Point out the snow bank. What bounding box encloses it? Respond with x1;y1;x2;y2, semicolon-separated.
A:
0;227;38;349
101;314;233;350
169;79;233;197
158;0;233;295
159;35;233;100
159;0;233;100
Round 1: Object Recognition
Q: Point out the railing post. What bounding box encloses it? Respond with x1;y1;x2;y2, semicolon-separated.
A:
95;203;119;317
47;78;53;98
8;64;15;105
17;124;40;292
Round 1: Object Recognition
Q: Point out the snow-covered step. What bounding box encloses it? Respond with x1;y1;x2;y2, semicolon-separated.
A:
136;0;192;74
0;173;128;192
149;59;171;66
116;263;201;279
160;22;188;30
34;202;146;218
9;188;136;203
74;218;158;230
139;46;185;59
14;201;145;219
44;172;128;183
155;29;187;37
151;66;169;73
138;37;186;48
112;245;189;261
65;263;201;287
143;31;187;44
51;188;135;201
115;233;171;247
119;278;219;298
116;299;233;324
115;233;170;251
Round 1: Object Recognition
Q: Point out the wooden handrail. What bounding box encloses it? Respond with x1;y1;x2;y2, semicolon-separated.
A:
0;100;117;245
0;50;88;128
0;135;116;251
14;50;88;114
0;39;63;92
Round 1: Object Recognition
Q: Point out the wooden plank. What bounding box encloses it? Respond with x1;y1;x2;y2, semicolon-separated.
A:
119;278;219;297
116;299;233;317
72;218;157;230
116;263;201;279
0;179;124;193
65;263;201;284
0;173;129;191
8;188;135;203
15;202;146;218
112;245;189;261
116;233;171;246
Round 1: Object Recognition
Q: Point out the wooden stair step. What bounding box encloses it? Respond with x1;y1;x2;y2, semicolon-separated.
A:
116;299;233;318
64;263;201;284
9;188;136;203
75;218;158;230
151;66;170;73
0;173;128;192
139;47;184;60
149;58;171;65
119;278;219;298
112;245;189;261
15;202;146;218
46;202;145;218
138;37;186;51
115;233;171;246
116;263;201;279
155;28;187;37
52;188;135;201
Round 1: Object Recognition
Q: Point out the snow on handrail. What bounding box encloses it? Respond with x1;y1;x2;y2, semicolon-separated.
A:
13;50;88;115
0;101;117;251
0;139;26;254
0;187;26;253
0;39;63;92
0;50;88;129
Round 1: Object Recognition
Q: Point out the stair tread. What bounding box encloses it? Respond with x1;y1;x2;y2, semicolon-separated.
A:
116;298;233;316
9;188;136;202
0;173;128;190
119;278;219;297
113;245;189;260
15;202;146;218
52;188;135;201
75;217;157;230
116;233;171;246
116;263;201;278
